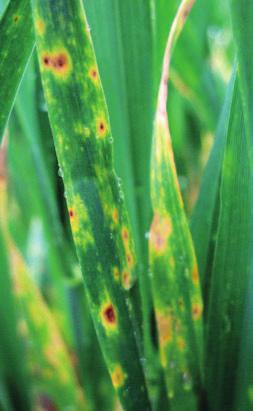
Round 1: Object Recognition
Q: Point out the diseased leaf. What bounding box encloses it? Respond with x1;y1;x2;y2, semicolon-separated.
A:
149;1;203;408
30;1;151;409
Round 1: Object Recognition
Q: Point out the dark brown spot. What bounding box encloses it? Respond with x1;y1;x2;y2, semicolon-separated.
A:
69;209;74;218
13;15;19;22
103;304;116;324
52;53;67;69
43;56;50;66
122;270;131;288
91;69;97;78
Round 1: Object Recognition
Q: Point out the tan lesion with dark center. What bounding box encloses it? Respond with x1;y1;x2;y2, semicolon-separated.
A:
101;302;117;330
89;66;99;84
96;119;107;138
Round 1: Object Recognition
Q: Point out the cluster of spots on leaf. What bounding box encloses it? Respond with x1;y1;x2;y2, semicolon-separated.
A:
111;365;126;389
41;49;72;79
150;213;172;254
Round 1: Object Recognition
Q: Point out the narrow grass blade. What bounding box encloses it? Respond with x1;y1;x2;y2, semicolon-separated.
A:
30;1;151;409
205;76;253;411
149;1;203;408
190;69;235;295
0;0;34;142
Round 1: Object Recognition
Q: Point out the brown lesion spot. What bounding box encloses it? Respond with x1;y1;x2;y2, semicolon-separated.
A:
192;302;202;320
68;209;74;218
13;15;20;23
96;116;108;138
150;213;172;254
41;49;72;78
191;264;199;285
89;66;99;84
121;226;129;243
122;269;132;289
97;120;106;137
111;365;126;388
35;18;45;35
52;53;68;70
156;310;173;347
112;208;119;224
101;303;117;328
126;252;134;268
113;267;120;281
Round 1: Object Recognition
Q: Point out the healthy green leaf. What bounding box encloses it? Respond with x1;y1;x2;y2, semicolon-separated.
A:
206;76;253;411
190;69;235;295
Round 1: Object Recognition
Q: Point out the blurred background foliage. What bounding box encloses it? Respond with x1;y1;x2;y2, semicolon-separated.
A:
0;0;235;410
